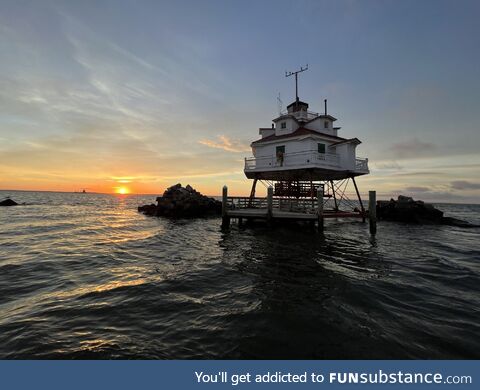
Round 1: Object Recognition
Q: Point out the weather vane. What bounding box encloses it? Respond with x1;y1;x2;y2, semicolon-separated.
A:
285;64;308;102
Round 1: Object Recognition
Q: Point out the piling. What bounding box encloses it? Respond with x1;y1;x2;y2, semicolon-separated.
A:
317;187;324;232
369;190;377;235
267;186;273;222
221;185;230;228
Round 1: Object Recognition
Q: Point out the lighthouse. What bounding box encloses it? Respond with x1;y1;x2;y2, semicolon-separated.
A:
243;67;369;216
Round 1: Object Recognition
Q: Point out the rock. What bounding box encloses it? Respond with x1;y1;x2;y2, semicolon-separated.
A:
0;198;18;206
397;195;414;203
376;195;477;227
138;184;222;218
376;196;443;223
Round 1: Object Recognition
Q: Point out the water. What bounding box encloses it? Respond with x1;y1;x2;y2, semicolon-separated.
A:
0;190;479;359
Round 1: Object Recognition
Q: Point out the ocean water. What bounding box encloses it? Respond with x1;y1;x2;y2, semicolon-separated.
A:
0;190;479;359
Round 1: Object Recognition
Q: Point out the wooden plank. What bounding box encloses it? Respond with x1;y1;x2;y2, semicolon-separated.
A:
323;212;364;218
273;211;317;220
227;209;268;218
227;209;317;221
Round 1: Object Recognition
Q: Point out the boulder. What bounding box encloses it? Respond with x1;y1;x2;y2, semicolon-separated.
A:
138;184;222;218
397;195;414;204
376;195;477;227
377;196;443;223
0;198;18;206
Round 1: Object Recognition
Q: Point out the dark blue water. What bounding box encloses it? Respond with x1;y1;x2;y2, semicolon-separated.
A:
0;190;479;359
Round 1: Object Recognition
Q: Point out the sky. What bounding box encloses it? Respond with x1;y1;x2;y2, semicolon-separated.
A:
0;0;479;202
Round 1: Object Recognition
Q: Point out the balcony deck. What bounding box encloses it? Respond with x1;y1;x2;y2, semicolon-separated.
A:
244;151;369;181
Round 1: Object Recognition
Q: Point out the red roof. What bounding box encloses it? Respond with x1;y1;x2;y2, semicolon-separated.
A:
251;127;347;145
331;137;361;146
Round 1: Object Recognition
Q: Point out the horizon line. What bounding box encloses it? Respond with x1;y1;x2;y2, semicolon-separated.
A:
1;188;479;205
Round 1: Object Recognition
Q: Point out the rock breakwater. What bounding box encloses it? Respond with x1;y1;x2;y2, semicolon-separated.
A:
138;184;221;218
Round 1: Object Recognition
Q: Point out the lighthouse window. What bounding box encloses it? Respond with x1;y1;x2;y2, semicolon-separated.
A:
324;121;329;129
276;145;285;166
276;145;285;155
318;143;326;154
281;122;286;129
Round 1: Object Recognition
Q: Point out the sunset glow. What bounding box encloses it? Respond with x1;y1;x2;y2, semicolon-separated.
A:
115;187;130;195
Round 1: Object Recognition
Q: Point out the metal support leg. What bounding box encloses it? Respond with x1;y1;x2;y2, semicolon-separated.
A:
248;178;258;207
352;176;366;222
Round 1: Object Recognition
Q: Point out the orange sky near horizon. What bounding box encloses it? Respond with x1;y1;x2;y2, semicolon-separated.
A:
0;169;256;197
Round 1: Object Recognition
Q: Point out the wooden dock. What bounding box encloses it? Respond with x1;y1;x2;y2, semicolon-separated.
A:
221;186;376;233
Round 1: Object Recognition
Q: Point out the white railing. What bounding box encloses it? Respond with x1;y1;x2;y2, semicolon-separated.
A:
244;150;340;171
355;157;369;172
279;109;320;121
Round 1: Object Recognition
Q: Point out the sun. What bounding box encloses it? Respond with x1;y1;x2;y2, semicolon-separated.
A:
115;186;130;195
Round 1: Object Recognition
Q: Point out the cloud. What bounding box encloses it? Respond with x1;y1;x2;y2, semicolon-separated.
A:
0;7;247;193
388;138;437;159
199;135;250;153
374;161;403;170
392;171;444;178
405;186;431;193
450;180;480;190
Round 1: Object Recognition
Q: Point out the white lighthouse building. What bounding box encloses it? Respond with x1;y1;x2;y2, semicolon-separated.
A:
244;99;369;180
243;67;369;215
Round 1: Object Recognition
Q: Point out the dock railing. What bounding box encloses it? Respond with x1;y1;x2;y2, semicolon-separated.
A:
226;196;317;214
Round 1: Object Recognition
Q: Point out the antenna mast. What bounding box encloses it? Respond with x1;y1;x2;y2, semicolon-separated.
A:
285;64;308;102
277;93;283;115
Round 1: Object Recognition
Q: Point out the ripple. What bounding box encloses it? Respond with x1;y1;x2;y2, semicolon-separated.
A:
0;190;479;358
